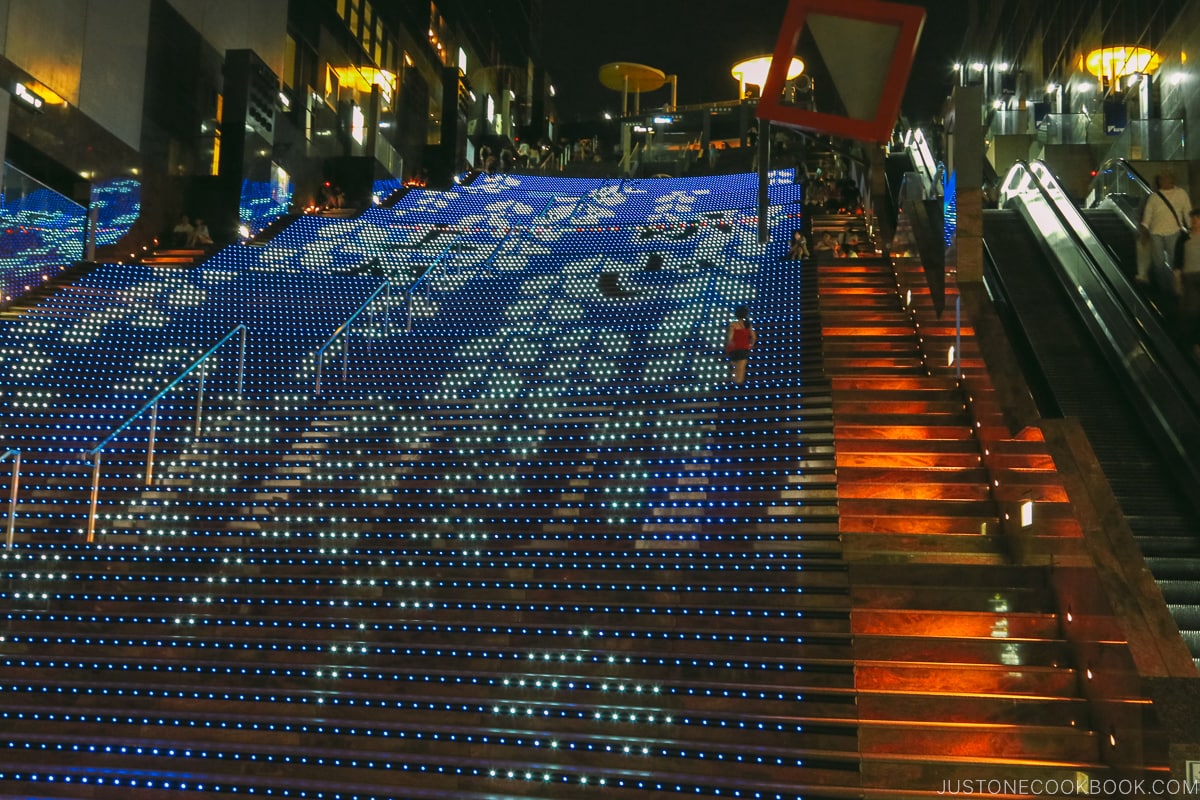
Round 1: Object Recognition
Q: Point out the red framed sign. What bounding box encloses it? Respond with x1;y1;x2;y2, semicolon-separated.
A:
757;0;926;142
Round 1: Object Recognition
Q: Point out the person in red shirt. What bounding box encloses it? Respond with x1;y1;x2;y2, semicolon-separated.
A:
725;305;757;384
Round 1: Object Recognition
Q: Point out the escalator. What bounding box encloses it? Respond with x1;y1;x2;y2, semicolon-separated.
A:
984;162;1200;668
1081;208;1138;281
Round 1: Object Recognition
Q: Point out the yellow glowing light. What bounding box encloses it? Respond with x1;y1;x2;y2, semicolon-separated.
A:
730;55;804;88
1084;46;1162;79
332;66;398;99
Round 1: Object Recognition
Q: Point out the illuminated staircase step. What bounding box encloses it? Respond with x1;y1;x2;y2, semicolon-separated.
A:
855;661;1077;696
859;753;1115;794
852;607;1060;638
0;717;863;780
859;720;1099;761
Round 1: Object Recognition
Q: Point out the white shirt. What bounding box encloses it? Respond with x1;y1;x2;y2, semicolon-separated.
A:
1143;186;1192;235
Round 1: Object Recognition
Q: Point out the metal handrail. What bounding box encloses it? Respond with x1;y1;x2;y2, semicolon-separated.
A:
314;280;392;393
83;324;247;543
999;160;1200;503
405;235;462;332
1085;157;1153;227
1;448;20;547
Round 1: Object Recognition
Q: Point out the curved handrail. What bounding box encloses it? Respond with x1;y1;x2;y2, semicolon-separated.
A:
86;324;247;457
904;128;942;200
999;159;1200;500
314;280;391;394
1085;157;1153;227
1;448;19;547
1023;160;1200;398
82;324;246;543
404;234;463;333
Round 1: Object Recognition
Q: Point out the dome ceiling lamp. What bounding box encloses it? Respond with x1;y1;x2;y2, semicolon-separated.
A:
1084;45;1162;86
732;55;804;99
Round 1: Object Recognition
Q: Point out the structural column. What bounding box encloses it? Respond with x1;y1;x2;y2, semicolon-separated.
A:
947;84;983;282
0;89;9;170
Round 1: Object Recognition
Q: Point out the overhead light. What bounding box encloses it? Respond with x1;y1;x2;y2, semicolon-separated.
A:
730;55;804;87
992;99;1003;109
1046;82;1059;93
952;63;962;71
970;62;985;71
997;62;1009;71
278;91;291;109
603;112;612;120
1085;46;1162;79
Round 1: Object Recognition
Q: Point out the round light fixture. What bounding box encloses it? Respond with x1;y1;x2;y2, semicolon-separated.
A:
1084;46;1162;79
730;55;804;88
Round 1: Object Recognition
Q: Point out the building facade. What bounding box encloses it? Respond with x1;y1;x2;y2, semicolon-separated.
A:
0;0;550;252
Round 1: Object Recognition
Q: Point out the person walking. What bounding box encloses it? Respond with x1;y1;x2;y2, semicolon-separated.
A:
724;305;757;385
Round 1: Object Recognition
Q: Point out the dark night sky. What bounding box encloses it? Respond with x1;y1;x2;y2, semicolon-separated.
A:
540;0;968;125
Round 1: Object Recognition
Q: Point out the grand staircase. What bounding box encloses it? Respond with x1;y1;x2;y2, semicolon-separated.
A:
0;201;1177;799
815;237;1168;795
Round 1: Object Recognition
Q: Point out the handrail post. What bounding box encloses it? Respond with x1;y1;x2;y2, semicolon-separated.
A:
386;281;393;331
86;451;101;544
406;290;413;333
315;358;323;396
193;363;207;440
237;325;246;399
6;451;19;548
145;401;158;485
342;319;350;382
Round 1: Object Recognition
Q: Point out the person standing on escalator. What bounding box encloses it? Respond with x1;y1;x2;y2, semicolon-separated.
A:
1140;171;1192;307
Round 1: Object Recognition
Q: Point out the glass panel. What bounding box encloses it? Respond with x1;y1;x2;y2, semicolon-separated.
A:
0;162;87;303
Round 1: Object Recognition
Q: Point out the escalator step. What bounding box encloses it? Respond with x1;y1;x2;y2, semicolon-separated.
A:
1167;604;1200;628
1179;630;1200;659
1136;536;1200;557
1157;580;1200;605
1145;557;1200;578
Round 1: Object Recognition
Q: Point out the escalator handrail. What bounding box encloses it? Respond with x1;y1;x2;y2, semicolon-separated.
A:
979;237;1064;419
1024;160;1200;411
1085;157;1154;222
902;128;942;200
999;159;1200;497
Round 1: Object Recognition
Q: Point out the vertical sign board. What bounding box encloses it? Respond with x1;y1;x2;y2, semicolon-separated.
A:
757;0;925;143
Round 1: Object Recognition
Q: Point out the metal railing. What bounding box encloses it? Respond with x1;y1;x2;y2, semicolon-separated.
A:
1;449;20;547
83;325;247;543
405;235;462;333
903;128;942;200
314;281;392;394
999;160;1200;502
1085;157;1152;228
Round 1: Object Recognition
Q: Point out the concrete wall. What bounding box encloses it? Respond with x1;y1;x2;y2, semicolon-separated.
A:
79;0;151;150
0;0;150;150
167;0;287;82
